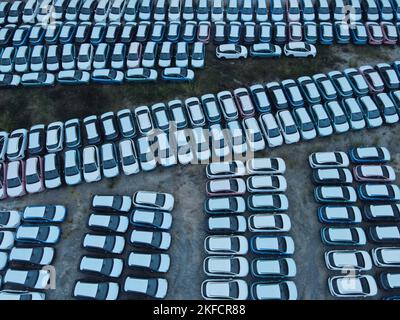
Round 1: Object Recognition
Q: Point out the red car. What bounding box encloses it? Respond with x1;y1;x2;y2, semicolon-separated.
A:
353;165;396;182
366;22;384;45
197;21;211;44
0;162;7;200
233;87;256;118
359;65;385;93
381;22;398;45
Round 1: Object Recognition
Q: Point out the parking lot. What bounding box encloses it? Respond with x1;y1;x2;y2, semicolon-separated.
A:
1;44;400;299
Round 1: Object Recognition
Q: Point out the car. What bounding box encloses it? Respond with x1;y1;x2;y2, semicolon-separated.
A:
130;229;171;250
154;0;167;20
63;149;82;186
100;112;119;142
92;195;131;213
73;281;119;300
137;136;157;171
380;273;400;290
251;281;298;300
82;145;101;183
363;204;400;221
22;0;40;23
342;68;369;96
161;67;194;82
174;129;193;165
83;233;125;254
304;21;318;44
168;100;188;129
197;0;210;20
321;227;367;246
0;25;16;47
265;82;288;110
273;21;287;44
197;21;211;43
242;117;265;152
246;158;286;175
252;257;297;278
312;74;337;102
353;165;396;182
43;153;62;189
128;252;170;273
341;98;366;130
46;122;64;153
369;226;400;243
233;88;256;118
209;124;230;159
276;110;300;144
131;210;172;231
21;72;55;87
75;22;92;44
141;41;157;68
151;103;170;132
124;277;168;299
358;184;400;202
365;21;384;45
79;256;123;278
325;250;372;271
226;121;247;155
315;186;357;203
206;161;245;179
309;151;349;169
378;63;400;90
319;21;334;44
158;42;172;68
124;0;139;21
203;256;249;277
204;235;248;255
0;73;20;87
247;194;289;212
191;126;211;161
83;115;101;146
213;20;226;44
350;22;368;45
328;275;377;298
191;41;205;68
318;206;362;224
200;94;222;124
292;107;317;141
201;279;248;300
227;21;242;43
6;160;26;198
125;68;158;82
25;156;44;194
27;125;45;156
118;139;139;176
334;21;351;44
284;42;316;58
259;113;283;148
57;70;90;85
92;43;109;69
181;20;197;42
250;85;271;114
9;246;54;266
372;247;400;267
14;46;30;73
87;213;129;234
313;168;353;185
110;43;126;69
6;129;28;162
0;164;5;199
324;101;350;134
116;110;136;140
288;22;302;42
248;214;291;233
133;191;174;212
45;45;60;72
63;119;81;150
373;93;399;124
0;230;14;251
349;147;390;164
327;71;353;98
30;45;47;72
282;79;304;108
250;235;295;255
357;95;383;128
3;269;50;290
109;0;127;21
77;44;94;71
216;44;248;59
297;76;321;104
206;178;246;196
91;69;124;84
359;65;385;93
166;20;181;42
208;216;247;233
204;197;246;215
16;225;61;244
246;175;287;193
217;91;239;121
153;132;176;167
0;210;21;229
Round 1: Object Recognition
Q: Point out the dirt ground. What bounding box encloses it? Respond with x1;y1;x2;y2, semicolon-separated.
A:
0;44;400;300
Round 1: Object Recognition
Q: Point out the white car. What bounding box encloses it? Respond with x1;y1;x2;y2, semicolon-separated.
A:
73;281;119;300
208;216;247;233
3;269;50;290
79;256;124;278
246;158;286;175
64;149;82;186
9;247;55;266
226;121;247;155
328;275;377;298
204;235;248;255
175;129;194;165
16;225;61;244
128;252;170;273
325;101;350;134
206;161;246;179
46;121;64;153
191;127;211;162
137;136;157;172
83;145;101;183
23;205;66;223
83;234;125;254
276;110;300;144
77;43;94;71
154;132;177;167
109;0;127;21
0;290;45;300
372;247;400;267
309;104;334;137
88;213;129;234
130;229;171;250
251;281;297;300
119;139;140;175
133;191;174;211
325;250;372;271
6;128;28;161
242;117;265;152
131;209;172;230
44;153;62;189
0;231;15;250
259;113;283;148
210;124;230;159
0;210;22;229
216;44;248;59
25;156;44;194
248;214;291;232
92;195;132;213
124;277;168;299
284;42;317;58
292;107;317;141
246;175;287;193
201;279;248;300
309;151;350;169
6;160;26;198
204;256;249;277
101;143;119;179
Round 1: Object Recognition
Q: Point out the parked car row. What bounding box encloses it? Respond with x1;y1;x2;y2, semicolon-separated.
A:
73;192;173;300
0;204;66;300
310;147;400;299
202;159;297;300
2;0;400;27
